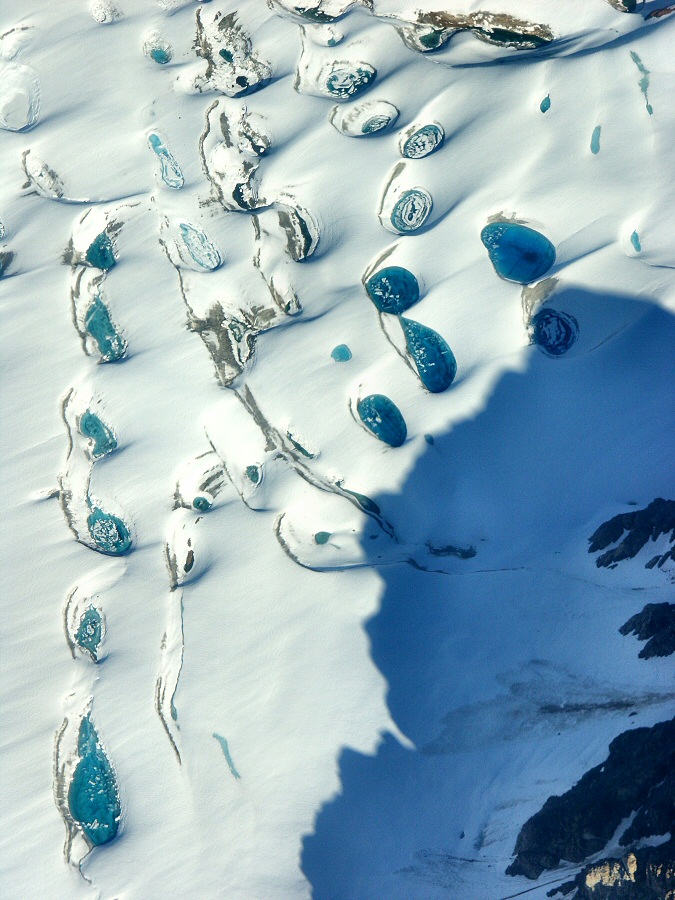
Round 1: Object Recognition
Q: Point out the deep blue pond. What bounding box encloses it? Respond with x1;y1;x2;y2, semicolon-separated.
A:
365;266;420;315
531;309;578;356
401;317;457;393
356;395;407;447
481;222;556;284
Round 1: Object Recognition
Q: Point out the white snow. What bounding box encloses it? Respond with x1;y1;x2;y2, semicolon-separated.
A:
1;2;674;898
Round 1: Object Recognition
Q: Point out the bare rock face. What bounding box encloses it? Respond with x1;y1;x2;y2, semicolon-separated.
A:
549;837;675;899
588;498;675;569
604;0;637;12
506;718;675;880
620;603;675;659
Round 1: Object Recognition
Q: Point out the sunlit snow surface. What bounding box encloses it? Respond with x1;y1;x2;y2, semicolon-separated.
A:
1;2;674;899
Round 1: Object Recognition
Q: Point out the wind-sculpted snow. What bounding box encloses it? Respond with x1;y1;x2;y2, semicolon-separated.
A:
1;1;674;898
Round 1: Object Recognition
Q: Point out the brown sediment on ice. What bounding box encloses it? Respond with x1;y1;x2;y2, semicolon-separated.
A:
388;9;554;52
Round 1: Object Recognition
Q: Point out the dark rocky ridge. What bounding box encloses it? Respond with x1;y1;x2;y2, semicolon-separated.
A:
588;498;675;569
506;717;675;880
620;603;675;659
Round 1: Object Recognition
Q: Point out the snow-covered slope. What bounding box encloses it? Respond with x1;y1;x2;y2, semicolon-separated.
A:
1;1;673;898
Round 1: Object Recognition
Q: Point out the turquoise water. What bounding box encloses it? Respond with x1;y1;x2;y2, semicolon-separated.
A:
325;65;376;99
87;507;132;555
630;230;641;252
630;51;653;115
179;223;221;270
356;395;407;447
481;222;556;284
79;411;117;458
531;309;578;356
84;296;126;361
365;266;420;315
75;606;103;659
193;495;212;512
86;233;116;270
591;125;601;155
213;733;241;778
331;344;352;362
314;531;331;544
148;133;184;189
540;95;551;113
68;715;120;847
402;124;444;159
150;47;172;64
245;465;261;485
390;189;432;233
401;317;457;393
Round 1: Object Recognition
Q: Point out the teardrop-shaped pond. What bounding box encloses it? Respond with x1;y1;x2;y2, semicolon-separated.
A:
401;317;457;393
356;394;407;447
481;221;555;284
68;715;120;847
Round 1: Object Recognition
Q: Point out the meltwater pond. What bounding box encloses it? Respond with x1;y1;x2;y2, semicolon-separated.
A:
87;507;132;555
481;222;556;284
365;266;420;315
149;133;184;189
79;410;117;459
75;606;103;660
324;64;376;99
400;123;444;159
401;317;457;393
389;189;433;234
356;394;407;447
84;296;126;361
68;715;120;847
179;222;221;271
331;344;352;362
85;232;116;271
530;309;578;356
